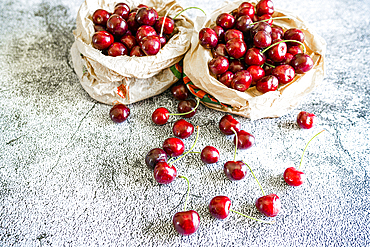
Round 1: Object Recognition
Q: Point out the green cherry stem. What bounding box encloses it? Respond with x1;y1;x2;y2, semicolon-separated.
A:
250;16;291;26
264;62;275;68
231;128;238;162
173;7;206;20
178;175;190;211
297;130;325;171
230;209;275;224
243;161;265;196
189;151;201;154
168;126;200;166
168;97;200;116
261;39;306;54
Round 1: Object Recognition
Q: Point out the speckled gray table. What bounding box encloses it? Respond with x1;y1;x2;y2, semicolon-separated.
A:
1;0;370;246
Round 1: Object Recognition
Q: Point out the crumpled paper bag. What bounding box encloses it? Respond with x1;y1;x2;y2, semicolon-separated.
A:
184;0;326;120
71;0;193;105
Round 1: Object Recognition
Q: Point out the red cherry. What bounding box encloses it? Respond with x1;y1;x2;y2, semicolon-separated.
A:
255;194;281;217
271;26;284;43
244;47;266;66
209;196;231;219
153;162;177;184
256;0;274;16
226;38;247;59
229;59;246;73
130;46;145;57
107;14;128;37
297;111;316;129
109;104;130;123
177;99;197;118
224;29;244;43
107;42;128;57
120;34;137;50
284;167;306;186
127;12;140;32
256;75;279;93
140;35;161;56
231;70;252;92
284;28;305;46
201;146;220;164
219;115;241;135
238;2;255;19
152;107;170;125
258;14;273;25
212;26;225;43
163;137;185;157
135;25;157;42
267;41;287;62
92;9;111;26
209;56;229;75
154;16;175;35
272;64;295;84
145;148;167;169
212;43;228;57
224;161;247;181
287;45;303;55
199;28;218;49
216;13;235;30
233;130;255;150
172;210;200;236
253;31;272;48
171;84;189;101
290;53;314;74
135;7;158;26
114;3;130;20
92;31;114;50
173;119;194;139
218;71;234;87
235;15;253;33
247;65;265;85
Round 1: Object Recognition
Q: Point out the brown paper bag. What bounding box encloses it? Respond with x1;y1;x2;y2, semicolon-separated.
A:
71;0;193;105
183;0;326;120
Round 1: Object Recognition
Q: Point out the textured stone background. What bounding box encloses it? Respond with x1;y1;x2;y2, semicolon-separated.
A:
1;0;370;246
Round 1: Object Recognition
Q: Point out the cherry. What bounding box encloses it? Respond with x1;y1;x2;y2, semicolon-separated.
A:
255;194;281;217
258;14;273;25
199;28;218;49
267;41;287;62
120;33;137;50
130;46;145;57
235;15;253;33
152;99;200;125
231;70;252;92
145;148;167;169
297;111;316;129
171;84;189;101
271;26;284;43
272;65;295;84
201;146;220;164
224;29;244;43
177;99;198;118
92;31;114;50
92;9;111;26
287;45;303;55
212;43;228;57
250;22;272;38
278;52;294;66
154;16;175;35
226;38;247;59
229;59;246;73
216;13;235;30
284;28;305;46
238;2;255;19
163;137;185;157
224;161;247;181
127;12;140;32
94;25;106;32
219;115;241;135
152;107;169;125
153;161;177;184
140;35;161;56
290;53;314;73
136;25;157;42
107;42;128;57
136;7;158;26
107;14;128;37
211;26;225;43
114;3;130;20
209;196;231;219
256;0;274;16
158;34;167;48
233;130;255;150
218;71;234;87
247;65;265;85
253;31;272;48
256;75;279;93
173;119;194;139
109;103;130;123
208;56;229;75
244;48;266;66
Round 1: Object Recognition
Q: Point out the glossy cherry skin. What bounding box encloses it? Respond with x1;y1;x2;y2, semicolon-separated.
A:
154;16;175;34
120;33;137;50
278;52;294;66
287;45;303;55
92;31;114;50
231;70;252;92
209;196;231;219
250;22;272;37
218;71;234;87
297;111;316;129
226;39;247;59
130;46;145;57
271;26;284;43
235;15;253;33
109;104;130;123
224;29;244;43
107;14;128;37
219;115;241;135
272;65;295;84
256;0;274;16
173;119;194;139
171;84;189;101
255;194;281;217
201;146;220;164
107;42;128;57
152;107;169;125
229;59;246;73
267;41;287;62
238;2;255;19
163;137;185;157
173;210;200;236
253;31;272;48
224;161;247;181
284;167;306;186
178;99;197;118
247;65;265;85
216;13;235;30
258;14;273;25
244;48;266;66
136;25;157;42
290;54;314;73
256;75;279;93
92;9;111;26
284;28;305;46
114;3;130;19
145;148;167;169
135;7;158;26
140;35;161;56
233;130;255;149
153;162;177;184
209;56;229;75
158;34;167;48
127;12;140;32
212;43;228;57
199;28;218;49
212;26;225;43
94;25;106;32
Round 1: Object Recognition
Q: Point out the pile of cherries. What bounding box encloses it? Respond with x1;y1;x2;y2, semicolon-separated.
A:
199;0;314;94
91;2;175;57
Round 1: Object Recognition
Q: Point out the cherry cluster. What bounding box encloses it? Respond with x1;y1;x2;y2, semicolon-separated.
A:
199;0;314;94
91;2;175;57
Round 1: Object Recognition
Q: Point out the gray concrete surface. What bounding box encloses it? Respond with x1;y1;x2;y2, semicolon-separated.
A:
1;0;369;246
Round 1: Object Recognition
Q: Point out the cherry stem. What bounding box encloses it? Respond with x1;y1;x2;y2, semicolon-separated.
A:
243;161;265;196
160;3;178;37
250;16;291;26
189;151;201;154
261;39;306;54
168;126;200;166
168;97;200;116
298;130;325;171
264;62;275;68
231;128;238;161
173;7;206;20
230;209;275;224
178;175;190;211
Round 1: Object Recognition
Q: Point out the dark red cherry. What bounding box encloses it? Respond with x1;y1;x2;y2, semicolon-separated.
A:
153;161;177;184
224;29;244;43
158;34;167;48
114;3;130;19
199;28;218;49
231;70;252;92
94;25;106;32
154;16;175;35
107;42;128;57
130;46;145;57
219;114;241;135
262;63;274;75
171;84;189;101
109;103;130;123
255;194;281;217
173;119;194;139
256;75;279;93
267;41;287;62
226;39;247;59
201;146;220;164
253;31;272;48
209;196;231;219
107;14;128;37
278;52;294;65
224;161;247;181
284;28;305;46
271;26;284;43
256;0;274;16
238;2;255;19
92;31;114;50
120;33;137;50
136;25;157;42
211;26;225;43
152;107;169;125
250;22;272;37
258;14;273;25
178;99;197;118
209;56;229;75
136;7;158;26
218;71;234;87
163;137;185;157
173;210;200;236
290;54;314;73
212;43;228;57
145;148;167;169
92;9;111;26
297;111;316;129
233;130;255;149
235;15;253;33
229;59;246;73
140;35;161;56
247;65;265;85
244;47;266;66
287;45;303;55
127;12;140;32
272;65;295;84
284;167;306;186
216;13;235;30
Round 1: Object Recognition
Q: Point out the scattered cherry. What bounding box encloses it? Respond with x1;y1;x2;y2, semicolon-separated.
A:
154;161;177;184
255;194;281;217
163;137;185;157
152;107;169;125
224;161;247;181
173;119;194;139
171;83;189;101
109;103;130;123
219;114;241;135
297;111;316;129
177;99;198;118
201;146;220;164
209;196;231;219
145;148;167;169
233;130;255;150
